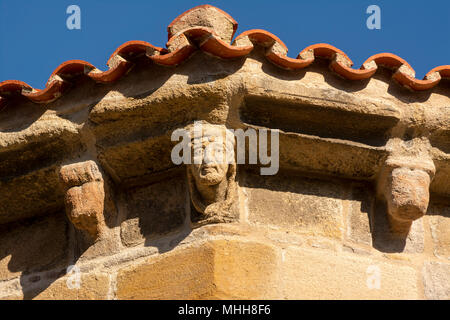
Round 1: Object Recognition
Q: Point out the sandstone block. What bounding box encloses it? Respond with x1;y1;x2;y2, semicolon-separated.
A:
423;261;450;300
346;184;373;246
0;213;68;281
427;204;450;259
33;273;110;300
281;247;419;299
212;240;280;299
116;243;215;299
120;177;187;246
372;200;424;254
116;239;280;299
245;173;345;239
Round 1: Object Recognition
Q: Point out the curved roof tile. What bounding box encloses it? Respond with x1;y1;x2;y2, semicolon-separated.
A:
1;4;449;107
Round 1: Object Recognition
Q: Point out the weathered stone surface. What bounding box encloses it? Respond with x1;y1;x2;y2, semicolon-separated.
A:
168;5;237;43
64;182;105;238
32;273;110;300
245;173;345;239
186;122;239;226
427;204;450;259
212;240;280;299
423;261;450;300
346;184;373;246
376;139;436;235
59;161;110;239
116;243;215;299
120;177;187;246
0;166;65;225
0;279;22;300
116;240;280;299
240;94;398;147
92;82;232;183
59;160;103;187
372;200;424;254
2;4;450;301
0;213;68;281
382;166;432;234
76;229;121;261
276;132;387;180
281;247;419;299
0;119;82;224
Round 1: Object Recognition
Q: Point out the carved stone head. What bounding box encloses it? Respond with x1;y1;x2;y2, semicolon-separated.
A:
185;122;238;226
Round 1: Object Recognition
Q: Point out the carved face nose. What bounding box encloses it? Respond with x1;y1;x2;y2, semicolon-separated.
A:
203;148;215;164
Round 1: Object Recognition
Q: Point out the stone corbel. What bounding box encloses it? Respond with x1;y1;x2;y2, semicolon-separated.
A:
59;160;107;239
377;155;435;234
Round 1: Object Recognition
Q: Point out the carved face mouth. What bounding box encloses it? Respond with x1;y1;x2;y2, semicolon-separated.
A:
201;164;218;176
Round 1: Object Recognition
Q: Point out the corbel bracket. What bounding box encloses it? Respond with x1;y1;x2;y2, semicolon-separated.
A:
377;155;435;234
58;160;106;239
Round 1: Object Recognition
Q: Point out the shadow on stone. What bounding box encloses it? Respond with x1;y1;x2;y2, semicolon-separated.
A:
372;199;408;253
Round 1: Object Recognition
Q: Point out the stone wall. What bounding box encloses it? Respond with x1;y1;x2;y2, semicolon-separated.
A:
0;169;449;299
1;5;449;300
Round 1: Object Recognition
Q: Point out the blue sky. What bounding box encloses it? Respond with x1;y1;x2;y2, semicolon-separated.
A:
0;0;449;88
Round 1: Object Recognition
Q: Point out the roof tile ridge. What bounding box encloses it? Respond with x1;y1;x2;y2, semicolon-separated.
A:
1;5;449;109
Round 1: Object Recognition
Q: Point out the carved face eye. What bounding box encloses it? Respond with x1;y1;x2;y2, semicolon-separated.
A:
202;143;226;164
214;146;224;158
192;147;204;163
194;147;203;157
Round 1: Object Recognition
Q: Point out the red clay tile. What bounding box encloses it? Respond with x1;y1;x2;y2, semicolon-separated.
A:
363;53;413;71
0;80;33;95
149;45;197;66
182;26;216;40
200;35;252;59
426;65;450;79
108;41;165;66
0;5;448;108
266;53;314;70
300;43;353;65
235;29;288;51
330;60;377;80
22;79;69;103
393;71;440;91
88;59;132;83
49;60;95;78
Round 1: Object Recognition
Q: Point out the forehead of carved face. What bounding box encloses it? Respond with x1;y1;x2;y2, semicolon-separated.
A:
189;140;230;186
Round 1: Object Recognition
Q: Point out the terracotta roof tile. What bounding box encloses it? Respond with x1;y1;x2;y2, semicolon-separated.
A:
1;5;449;107
107;40;166;65
0;80;32;95
363;53;413;71
234;29;288;51
87;58;132;83
426;65;450;79
22;78;69;103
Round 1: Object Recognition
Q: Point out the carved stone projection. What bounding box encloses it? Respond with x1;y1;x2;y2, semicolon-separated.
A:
2;4;450;300
185;122;238;226
59;161;107;239
377;139;436;234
